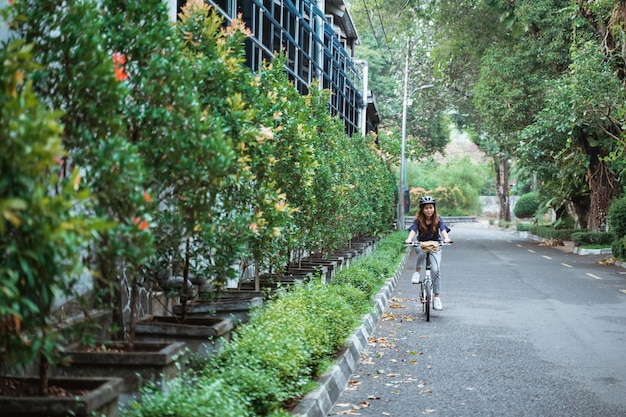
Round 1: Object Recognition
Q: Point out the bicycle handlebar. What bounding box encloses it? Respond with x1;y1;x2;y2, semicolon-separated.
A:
404;241;453;246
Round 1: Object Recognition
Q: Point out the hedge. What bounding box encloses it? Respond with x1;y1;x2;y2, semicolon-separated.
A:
570;231;613;247
123;231;407;417
529;225;579;241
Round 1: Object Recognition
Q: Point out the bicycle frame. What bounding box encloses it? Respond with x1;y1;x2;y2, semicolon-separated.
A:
421;248;435;321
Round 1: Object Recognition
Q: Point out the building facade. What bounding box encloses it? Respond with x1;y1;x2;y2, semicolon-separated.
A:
168;0;379;137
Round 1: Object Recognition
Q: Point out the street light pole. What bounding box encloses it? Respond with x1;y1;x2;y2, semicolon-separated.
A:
397;47;434;230
398;44;410;230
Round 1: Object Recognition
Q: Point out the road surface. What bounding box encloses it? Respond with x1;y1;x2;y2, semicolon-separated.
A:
330;223;626;416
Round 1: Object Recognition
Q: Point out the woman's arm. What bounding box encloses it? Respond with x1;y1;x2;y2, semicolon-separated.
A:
405;229;417;244
441;229;451;243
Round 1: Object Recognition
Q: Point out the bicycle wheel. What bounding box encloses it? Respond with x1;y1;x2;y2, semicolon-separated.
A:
421;282;427;314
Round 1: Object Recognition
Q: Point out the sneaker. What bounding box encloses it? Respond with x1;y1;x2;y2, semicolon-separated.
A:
433;297;443;311
411;272;421;284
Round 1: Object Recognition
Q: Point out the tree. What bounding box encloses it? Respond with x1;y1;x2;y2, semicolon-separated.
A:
0;38;103;395
13;0;153;341
521;41;624;230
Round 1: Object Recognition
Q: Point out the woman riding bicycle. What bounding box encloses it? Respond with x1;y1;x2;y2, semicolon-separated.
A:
404;196;452;311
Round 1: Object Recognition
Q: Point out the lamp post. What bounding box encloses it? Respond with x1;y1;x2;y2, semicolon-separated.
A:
397;70;433;230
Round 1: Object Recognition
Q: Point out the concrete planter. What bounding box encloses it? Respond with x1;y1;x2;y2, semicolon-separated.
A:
134;316;234;358
0;376;122;417
53;341;185;406
175;291;263;325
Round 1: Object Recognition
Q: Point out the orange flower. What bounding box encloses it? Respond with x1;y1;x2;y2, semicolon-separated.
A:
132;217;149;231
112;52;126;65
112;52;128;81
143;190;154;203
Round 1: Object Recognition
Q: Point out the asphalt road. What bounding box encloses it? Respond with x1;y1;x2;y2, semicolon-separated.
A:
329;223;626;417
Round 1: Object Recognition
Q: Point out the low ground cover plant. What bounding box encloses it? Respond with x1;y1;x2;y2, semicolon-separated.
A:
123;231;406;417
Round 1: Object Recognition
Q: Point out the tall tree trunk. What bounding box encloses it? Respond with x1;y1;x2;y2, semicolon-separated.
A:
586;149;620;231
494;155;511;222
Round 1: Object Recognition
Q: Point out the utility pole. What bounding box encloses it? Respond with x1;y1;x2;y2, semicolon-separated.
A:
398;39;434;230
398;39;410;230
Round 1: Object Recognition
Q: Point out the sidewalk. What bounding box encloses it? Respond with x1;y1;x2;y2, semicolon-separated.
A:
326;248;429;417
291;248;411;417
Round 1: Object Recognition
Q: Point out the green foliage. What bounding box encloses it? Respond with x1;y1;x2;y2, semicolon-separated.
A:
514;192;539;219
123;232;406;417
0;39;106;377
406;156;488;216
173;3;258;290
13;0;153;323
124;376;249;417
608;195;626;238
496;220;510;228
570;232;613;247
608;195;626;260
611;237;626;261
529;225;579;241
516;222;531;232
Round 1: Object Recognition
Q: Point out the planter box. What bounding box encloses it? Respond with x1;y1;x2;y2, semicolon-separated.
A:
175;291;263;324
239;271;313;292
0;376;122;417
53;341;185;407
134;316;234;358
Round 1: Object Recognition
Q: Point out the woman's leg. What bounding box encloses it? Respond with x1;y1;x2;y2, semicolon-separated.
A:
415;247;426;272
430;251;442;295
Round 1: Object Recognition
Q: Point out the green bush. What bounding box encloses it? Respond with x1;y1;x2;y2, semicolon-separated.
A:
516;223;531;232
571;231;613;247
124;376;249;417
606;197;626;260
499;220;512;229
514;192;539;219
608;195;626;238
529;225;579;241
611;236;626;261
124;231;406;417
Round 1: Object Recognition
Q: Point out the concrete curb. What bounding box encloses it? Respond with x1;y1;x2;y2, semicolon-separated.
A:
291;249;409;417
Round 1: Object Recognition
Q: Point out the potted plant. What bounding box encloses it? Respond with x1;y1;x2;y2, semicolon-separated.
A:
157;3;281;323
98;0;241;357
0;29;122;416
10;1;195;406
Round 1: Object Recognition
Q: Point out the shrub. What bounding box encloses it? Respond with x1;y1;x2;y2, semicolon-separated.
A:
125;376;249;417
529;225;579;241
571;231;613;247
123;231;406;417
499;220;512;229
611;236;626;261
608;195;626;238
514;192;539;219
607;197;626;260
516;223;531;232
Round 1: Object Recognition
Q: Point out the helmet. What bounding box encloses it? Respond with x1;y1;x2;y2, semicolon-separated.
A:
419;195;436;206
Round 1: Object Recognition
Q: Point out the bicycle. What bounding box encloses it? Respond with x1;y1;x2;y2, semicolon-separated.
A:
407;240;452;321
